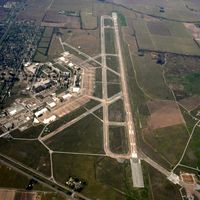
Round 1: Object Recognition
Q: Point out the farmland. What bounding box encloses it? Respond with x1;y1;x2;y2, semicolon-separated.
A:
133;18;200;55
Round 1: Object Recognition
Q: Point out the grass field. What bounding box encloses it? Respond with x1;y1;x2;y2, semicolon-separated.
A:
10;125;44;139
95;68;102;82
108;99;125;122
144;124;189;166
146;162;182;200
52;154;149;200
81;11;97;30
34;27;54;62
104;18;113;26
133;53;173;100
133;18;200;56
94;82;102;99
0;139;51;177
107;83;121;98
106;56;119;72
45;114;104;154
181;126;200;168
105;28;116;54
44;107;86;135
109;126;129;154
107;70;120;83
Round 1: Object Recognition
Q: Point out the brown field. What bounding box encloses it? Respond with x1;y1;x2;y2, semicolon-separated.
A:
60;28;100;56
0;189;15;200
147;100;185;129
14;191;37;200
42;11;81;29
179;95;200;111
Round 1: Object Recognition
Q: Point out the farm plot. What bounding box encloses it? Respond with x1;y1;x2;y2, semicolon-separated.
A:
133;18;200;56
147;100;185;129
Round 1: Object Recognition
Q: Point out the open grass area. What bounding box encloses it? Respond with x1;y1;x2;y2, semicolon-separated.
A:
53;154;149;200
34;27;54;62
133;18;200;56
81;11;97;30
133;53;173;100
108;99;125;122
144;124;189;166
107;70;120;84
105;28;116;54
45;114;104;153
106;55;119;72
0;139;51;177
93;107;103;120
146;162;182;200
0;162;49;191
182;126;200;168
104;18;113;27
44;107;86;135
10;125;44;139
94;82;102;99
95;68;102;82
109;126;129;154
63;44;87;60
0;162;30;189
107;83;121;98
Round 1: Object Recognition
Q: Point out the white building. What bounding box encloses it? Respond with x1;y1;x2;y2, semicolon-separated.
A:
43;115;56;124
35;108;48;118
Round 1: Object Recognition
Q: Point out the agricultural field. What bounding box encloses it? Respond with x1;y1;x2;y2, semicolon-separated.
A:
34;27;54;62
109;0;200;21
133;18;200;55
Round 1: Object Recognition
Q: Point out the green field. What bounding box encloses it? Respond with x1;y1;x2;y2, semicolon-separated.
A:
107;70;120;83
10;125;44;139
133;19;200;56
52;154;149;200
105;28;116;54
95;68;102;82
108;99;125;122
34;27;54;62
104;18;113;26
133;53;173;100
109;126;129;154
144;125;189;166
182;126;200;168
106;55;119;72
0;139;51;177
44;107;86;135
94;82;102;99
81;11;97;29
46;114;104;153
107;83;121;98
